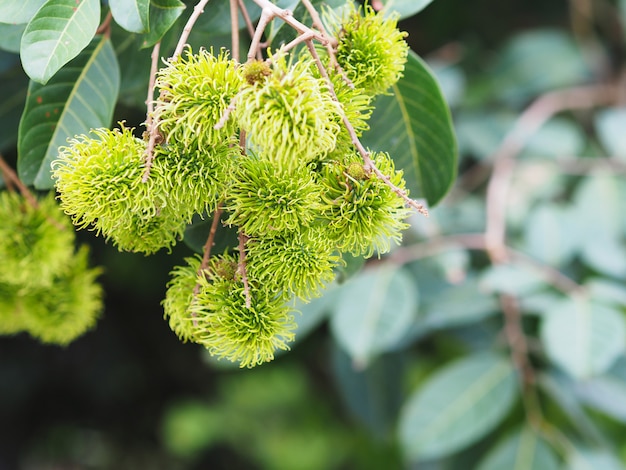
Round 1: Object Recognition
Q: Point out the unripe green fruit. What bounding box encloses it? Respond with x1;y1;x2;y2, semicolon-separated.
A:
53;125;187;254
155;48;243;149
226;154;322;237
320;151;411;257
236;53;341;170
0;282;25;335
0;192;74;288
20;246;103;346
334;4;409;96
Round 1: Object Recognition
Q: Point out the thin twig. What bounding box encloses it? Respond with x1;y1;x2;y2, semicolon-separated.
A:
173;0;212;60
230;0;240;62
237;231;251;308
96;11;113;36
142;42;162;182
194;205;224;296
484;84;618;262
0;154;39;209
247;9;273;62
306;40;428;216
237;0;264;60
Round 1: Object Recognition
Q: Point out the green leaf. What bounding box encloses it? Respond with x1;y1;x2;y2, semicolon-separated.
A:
378;0;435;19
587;278;626;308
0;23;26;53
479;263;546;296
0;66;28;151
476;427;560;470
192;0;261;36
541;297;626;380
20;0;100;84
183;214;238;255
362;51;457;206
110;0;150;34
523;204;578;267
595;107;626;161
0;0;46;24
329;266;418;367
575;375;626;423
566;449;626;470
17;36;120;188
332;344;405;439
398;353;518;461
141;0;185;49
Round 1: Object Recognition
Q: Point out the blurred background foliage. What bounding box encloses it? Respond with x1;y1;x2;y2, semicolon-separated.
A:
2;0;626;468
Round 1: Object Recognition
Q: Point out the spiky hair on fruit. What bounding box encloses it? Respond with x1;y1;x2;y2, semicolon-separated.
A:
225;154;323;237
246;227;342;301
52;125;187;254
332;3;409;96
236;52;341;170
19;246;103;346
154;47;243;149
0;282;24;335
319;150;412;257
191;266;297;368
0;192;75;288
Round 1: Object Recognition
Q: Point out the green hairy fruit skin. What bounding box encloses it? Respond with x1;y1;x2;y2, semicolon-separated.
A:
19;246;103;346
53;125;186;254
0;283;24;335
0;192;74;288
246;227;343;301
236;53;341;171
320;151;411;257
226;155;323;237
162;255;205;343
190;254;297;368
155;48;243;149
154;138;237;220
334;4;409;96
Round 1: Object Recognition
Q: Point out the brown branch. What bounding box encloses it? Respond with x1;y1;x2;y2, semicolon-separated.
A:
0;154;39;209
142;42;162;182
237;0;264;60
484;84;618;263
173;0;212;60
230;0;240;62
96;11;113;37
237;231;251;308
194;205;224;296
247;8;273;62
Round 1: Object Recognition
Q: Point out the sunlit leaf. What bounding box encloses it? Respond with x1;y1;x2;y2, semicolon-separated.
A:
398;353;518;461
566;449;626;470
541;297;626;380
20;0;100;84
476;427;560;470
0;23;26;53
329;266;418;367
0;0;46;24
595;107;626;161
362;51;457;206
378;0;435;19
17;36;120;188
110;0;150;34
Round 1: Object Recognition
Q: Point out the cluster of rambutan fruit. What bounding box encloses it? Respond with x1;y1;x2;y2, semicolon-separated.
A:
4;4;411;365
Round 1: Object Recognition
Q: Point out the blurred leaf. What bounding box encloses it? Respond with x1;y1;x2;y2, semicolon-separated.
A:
17;36;120;188
575;375;626;424
111;28;152;108
580;238;626;279
538;371;607;446
183;214;238;254
421;277;499;330
0;23;26;53
379;0;435;19
20;0;100;84
455;111;514;160
428;60;466;109
329;266;418;366
332;345;405;439
476;427;559;470
523;204;578;267
479;263;546;296
398;353;518;462
161;401;222;458
335;252;366;284
0;66;28;151
290;284;338;339
362;51;457;206
541;297;626;380
110;0;150;34
0;0;46;24
566;449;626;470
587;278;626;308
141;0;185;49
595;107;626;161
268;0;345;46
524;118;586;159
489;29;590;103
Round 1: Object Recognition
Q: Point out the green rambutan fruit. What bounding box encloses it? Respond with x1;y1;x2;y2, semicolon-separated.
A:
246;227;342;301
0;282;25;335
53;125;187;254
333;4;409;96
0;192;74;287
235;52;341;170
20;246;103;346
319;150;411;257
226;154;322;237
155;48;243;149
